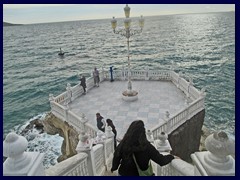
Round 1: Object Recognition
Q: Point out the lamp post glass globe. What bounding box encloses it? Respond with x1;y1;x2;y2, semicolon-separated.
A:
111;17;117;30
124;4;131;18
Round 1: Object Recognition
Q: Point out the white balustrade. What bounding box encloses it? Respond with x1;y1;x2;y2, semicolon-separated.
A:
3;132;45;176
50;101;66;120
191;131;235;176
170;159;194;176
45;153;89;176
71;84;84;100
152;95;204;139
104;126;115;170
54;91;68;104
67;111;87;132
104;138;115;171
91;144;106;176
48;69;205;176
154;132;172;152
146;129;154;143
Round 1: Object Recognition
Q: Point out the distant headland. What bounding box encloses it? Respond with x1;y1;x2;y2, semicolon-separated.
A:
3;22;23;27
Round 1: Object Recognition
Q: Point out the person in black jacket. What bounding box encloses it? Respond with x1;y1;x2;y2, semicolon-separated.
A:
111;120;175;176
96;113;105;132
79;74;86;94
106;119;117;149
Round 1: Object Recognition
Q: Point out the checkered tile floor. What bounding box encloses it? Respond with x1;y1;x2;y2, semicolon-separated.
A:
69;80;187;139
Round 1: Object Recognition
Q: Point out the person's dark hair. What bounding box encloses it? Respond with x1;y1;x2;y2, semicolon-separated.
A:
106;119;112;124
116;120;148;160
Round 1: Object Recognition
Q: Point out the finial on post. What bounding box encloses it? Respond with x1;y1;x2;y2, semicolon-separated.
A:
191;131;235;176
3;132;45;176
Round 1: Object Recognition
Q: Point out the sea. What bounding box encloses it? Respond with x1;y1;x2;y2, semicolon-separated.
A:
3;12;235;168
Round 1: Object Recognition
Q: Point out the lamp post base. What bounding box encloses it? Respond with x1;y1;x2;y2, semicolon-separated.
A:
122;90;138;102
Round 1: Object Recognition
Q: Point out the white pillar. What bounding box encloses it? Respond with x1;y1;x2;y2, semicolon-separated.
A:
154;132;172;153
191;131;235;176
49;94;55;111
146;130;154;143
153;131;172;176
3;132;45;176
104;126;115;171
121;65;126;80
48;93;55;102
75;132;94;176
177;72;182;88
164;111;171;133
66;83;72;102
105;126;114;139
145;66;149;80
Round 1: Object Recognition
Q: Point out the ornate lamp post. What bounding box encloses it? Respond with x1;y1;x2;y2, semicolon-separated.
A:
111;4;144;101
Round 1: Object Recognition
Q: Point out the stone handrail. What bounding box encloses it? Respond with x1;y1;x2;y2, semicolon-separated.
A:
104;138;115;171
170;159;194;176
50;99;97;138
91;144;106;176
67;111;97;137
151;96;205;139
49;101;68;120
45;153;89;176
3;131;234;176
54;91;69;105
71;84;84;101
154;159;194;176
105;69;172;81
50;69;204;141
104;69;202;99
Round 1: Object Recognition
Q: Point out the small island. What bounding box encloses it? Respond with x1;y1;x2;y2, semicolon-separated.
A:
3;22;23;27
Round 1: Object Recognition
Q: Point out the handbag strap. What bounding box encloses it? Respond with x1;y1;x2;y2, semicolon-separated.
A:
133;154;150;169
133;154;140;169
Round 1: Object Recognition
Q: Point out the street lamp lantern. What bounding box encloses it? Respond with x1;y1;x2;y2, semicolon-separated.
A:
111;4;144;101
139;15;145;30
111;17;117;31
124;4;131;18
124;18;131;29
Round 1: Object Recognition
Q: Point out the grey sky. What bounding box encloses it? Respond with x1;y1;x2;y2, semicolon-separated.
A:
3;4;235;24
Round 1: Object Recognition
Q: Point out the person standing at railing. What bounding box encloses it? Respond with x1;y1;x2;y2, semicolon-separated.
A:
111;120;176;176
106;119;117;149
79;74;86;94
96;112;105;132
93;67;100;87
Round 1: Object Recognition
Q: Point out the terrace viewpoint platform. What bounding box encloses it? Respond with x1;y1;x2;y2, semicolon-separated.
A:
68;80;188;139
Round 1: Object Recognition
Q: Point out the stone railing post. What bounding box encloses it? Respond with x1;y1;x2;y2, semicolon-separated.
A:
177;72;182;88
3;132;45;176
187;76;193;99
75;132;94;176
63;104;69;122
200;87;206;98
154;132;172;153
104;126;115;170
191;131;235;176
164;111;171;133
49;94;55;110
66;83;72;103
146;130;154;143
170;60;175;71
105;126;114;139
49;93;55;102
153;131;172;176
145;66;149;80
121;65;126;80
